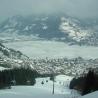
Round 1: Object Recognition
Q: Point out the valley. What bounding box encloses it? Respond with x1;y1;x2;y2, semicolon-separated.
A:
3;40;98;76
0;0;98;98
4;40;98;59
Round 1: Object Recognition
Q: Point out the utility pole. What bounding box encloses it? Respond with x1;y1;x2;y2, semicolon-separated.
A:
51;61;55;95
49;60;55;95
52;73;54;94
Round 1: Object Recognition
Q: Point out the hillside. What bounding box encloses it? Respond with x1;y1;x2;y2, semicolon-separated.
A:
0;43;33;70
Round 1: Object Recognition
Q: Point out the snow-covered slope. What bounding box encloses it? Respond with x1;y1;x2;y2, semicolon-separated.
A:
79;91;98;98
0;43;33;69
0;75;80;98
0;43;28;59
59;17;91;42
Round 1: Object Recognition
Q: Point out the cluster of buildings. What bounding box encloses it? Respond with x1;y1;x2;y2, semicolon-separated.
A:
31;57;98;76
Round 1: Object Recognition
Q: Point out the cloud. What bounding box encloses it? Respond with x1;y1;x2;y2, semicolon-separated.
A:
0;0;98;22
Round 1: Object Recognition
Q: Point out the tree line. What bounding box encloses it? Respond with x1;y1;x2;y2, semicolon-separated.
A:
0;68;40;89
70;69;98;95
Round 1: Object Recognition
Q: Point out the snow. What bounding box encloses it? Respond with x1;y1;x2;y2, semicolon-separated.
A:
0;66;10;71
24;26;29;31
41;17;48;21
4;40;98;59
32;24;36;26
0;75;80;98
79;91;98;98
42;25;48;30
3;25;9;29
56;75;73;83
34;75;73;94
59;17;90;42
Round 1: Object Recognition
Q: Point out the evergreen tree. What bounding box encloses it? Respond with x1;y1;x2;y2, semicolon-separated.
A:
82;70;95;95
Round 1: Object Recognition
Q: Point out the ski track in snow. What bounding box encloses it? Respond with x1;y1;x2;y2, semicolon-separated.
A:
0;75;80;98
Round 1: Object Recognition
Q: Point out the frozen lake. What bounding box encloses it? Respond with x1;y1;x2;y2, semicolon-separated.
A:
4;40;98;59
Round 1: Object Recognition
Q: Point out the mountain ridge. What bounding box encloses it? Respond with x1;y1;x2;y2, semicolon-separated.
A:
0;42;33;70
0;14;98;46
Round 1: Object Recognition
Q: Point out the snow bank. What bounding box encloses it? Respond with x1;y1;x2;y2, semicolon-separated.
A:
79;91;98;98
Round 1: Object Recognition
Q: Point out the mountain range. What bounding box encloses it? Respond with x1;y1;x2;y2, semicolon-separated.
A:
0;14;98;46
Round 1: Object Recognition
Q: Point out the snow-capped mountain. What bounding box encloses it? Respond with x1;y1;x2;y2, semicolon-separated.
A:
0;43;33;69
0;14;98;46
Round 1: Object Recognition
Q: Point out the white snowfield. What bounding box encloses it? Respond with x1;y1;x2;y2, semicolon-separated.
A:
79;91;98;98
0;75;80;98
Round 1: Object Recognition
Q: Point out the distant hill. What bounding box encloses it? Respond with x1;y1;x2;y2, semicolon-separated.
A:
0;43;33;69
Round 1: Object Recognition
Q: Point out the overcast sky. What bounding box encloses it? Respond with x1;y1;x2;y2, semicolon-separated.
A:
0;0;98;23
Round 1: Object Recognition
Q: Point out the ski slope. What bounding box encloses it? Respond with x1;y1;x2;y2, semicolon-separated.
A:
80;91;98;98
0;75;80;98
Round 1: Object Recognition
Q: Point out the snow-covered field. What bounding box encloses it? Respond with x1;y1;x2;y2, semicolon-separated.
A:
4;40;98;59
0;75;80;98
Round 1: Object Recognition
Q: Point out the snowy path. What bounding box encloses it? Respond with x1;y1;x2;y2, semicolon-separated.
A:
0;75;80;98
0;86;66;98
